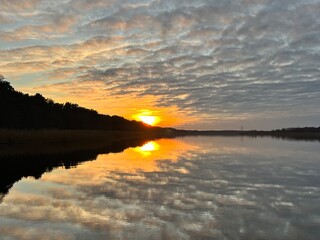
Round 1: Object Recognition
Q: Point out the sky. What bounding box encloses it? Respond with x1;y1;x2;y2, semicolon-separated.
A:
0;0;319;130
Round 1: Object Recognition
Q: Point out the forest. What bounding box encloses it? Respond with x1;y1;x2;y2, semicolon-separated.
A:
0;75;151;131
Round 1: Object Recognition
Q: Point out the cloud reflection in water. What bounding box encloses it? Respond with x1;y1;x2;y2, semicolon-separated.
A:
0;137;320;240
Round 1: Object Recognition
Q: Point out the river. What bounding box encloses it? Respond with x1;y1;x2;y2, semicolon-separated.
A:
0;136;319;239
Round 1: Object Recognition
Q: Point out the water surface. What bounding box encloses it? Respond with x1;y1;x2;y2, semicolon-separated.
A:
0;136;319;239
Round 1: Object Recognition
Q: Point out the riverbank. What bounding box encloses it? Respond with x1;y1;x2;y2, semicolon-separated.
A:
0;129;154;144
0;129;174;156
1;128;319;156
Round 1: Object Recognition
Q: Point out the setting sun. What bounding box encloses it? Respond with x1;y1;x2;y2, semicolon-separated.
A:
138;115;158;126
132;110;161;126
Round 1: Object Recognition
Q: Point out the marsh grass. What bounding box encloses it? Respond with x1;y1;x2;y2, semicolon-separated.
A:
0;129;111;144
0;129;163;156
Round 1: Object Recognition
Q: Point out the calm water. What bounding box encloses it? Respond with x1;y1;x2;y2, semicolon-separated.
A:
0;136;320;240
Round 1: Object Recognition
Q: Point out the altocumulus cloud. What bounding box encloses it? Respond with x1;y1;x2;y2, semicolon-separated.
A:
0;0;319;129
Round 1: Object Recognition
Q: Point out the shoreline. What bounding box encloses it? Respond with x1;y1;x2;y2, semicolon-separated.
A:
179;130;320;136
1;128;319;145
0;129;175;144
1;128;319;156
0;129;173;156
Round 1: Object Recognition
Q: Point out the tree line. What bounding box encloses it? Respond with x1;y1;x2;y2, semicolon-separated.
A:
0;75;151;131
271;127;320;133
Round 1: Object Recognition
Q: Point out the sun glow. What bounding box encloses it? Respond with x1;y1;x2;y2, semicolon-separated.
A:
135;141;160;157
138;115;158;126
132;111;161;126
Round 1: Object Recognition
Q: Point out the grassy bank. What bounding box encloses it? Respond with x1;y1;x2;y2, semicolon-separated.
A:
0;129;170;156
0;129;148;144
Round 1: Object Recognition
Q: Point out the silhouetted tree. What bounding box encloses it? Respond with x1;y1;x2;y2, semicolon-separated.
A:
0;75;152;131
0;74;14;92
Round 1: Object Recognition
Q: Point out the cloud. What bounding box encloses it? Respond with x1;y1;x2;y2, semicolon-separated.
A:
0;36;125;77
0;0;41;13
1;0;320;129
0;14;12;24
0;14;78;41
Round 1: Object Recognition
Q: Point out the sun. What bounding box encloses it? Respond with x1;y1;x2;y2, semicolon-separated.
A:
132;110;161;126
138;115;158;126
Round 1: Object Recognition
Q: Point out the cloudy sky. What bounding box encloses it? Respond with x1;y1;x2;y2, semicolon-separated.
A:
1;0;319;129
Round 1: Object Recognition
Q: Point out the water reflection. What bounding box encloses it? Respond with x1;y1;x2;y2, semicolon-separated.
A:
135;141;160;156
0;138;154;198
0;136;320;240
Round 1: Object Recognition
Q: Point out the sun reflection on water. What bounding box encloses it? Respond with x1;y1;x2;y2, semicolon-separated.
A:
135;141;160;156
38;138;197;183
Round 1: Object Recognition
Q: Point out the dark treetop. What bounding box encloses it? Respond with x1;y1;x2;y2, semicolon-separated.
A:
0;75;150;131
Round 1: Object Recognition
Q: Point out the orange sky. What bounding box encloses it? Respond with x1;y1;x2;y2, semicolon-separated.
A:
20;81;198;128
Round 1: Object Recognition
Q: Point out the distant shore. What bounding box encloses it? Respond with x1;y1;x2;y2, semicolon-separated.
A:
173;129;320;141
